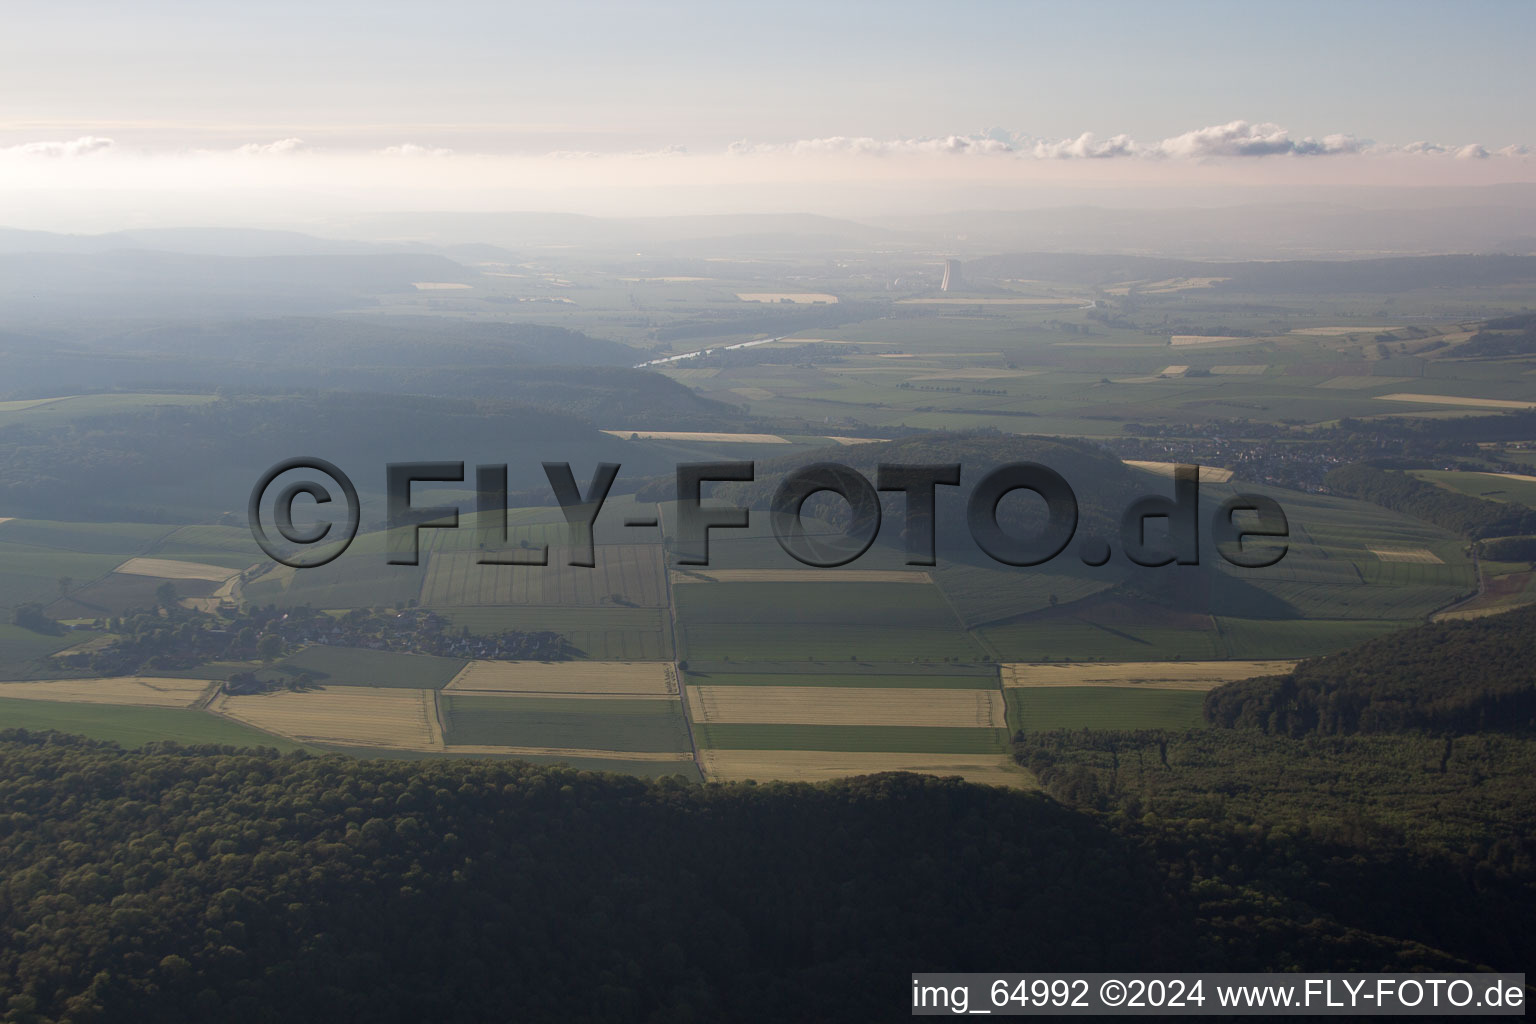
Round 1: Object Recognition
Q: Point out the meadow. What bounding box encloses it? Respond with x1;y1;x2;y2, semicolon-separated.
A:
275;644;466;689
0;696;305;750
1005;686;1208;732
691;723;1010;754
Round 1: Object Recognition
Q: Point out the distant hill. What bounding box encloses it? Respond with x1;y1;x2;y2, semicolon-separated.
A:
963;252;1536;294
0;392;680;521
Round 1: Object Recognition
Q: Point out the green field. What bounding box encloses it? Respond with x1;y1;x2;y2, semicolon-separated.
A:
442;694;692;752
1004;687;1207;733
0;625;97;680
691;723;1010;753
0;697;304;751
1411;469;1536;506
419;543;665;608
148;524;265;570
674;580;984;662
979;621;1224;662
1214;617;1405;659
0;519;175;554
275;644;466;689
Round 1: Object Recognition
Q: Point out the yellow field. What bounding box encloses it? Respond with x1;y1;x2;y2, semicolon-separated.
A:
687;686;1006;728
1377;394;1536;410
211;687;444;750
446;660;678;696
1001;661;1297;690
736;293;839;304
698;750;1035;789
1316;376;1411;389
1123;461;1235;483
601;429;791;443
1492;472;1536;483
1368;546;1444;564
895;297;1077;306
0;676;213;708
115;557;241;582
1170;335;1247;346
671;569;932;584
1291;326;1399;336
412;282;472;290
876;352;1004;358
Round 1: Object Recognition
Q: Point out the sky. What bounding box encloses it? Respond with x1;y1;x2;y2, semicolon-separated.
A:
2;0;1533;229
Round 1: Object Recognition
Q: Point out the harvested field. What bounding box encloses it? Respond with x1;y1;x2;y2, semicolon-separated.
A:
0;518;12;526
698;749;1033;789
1170;335;1246;346
115;557;241;582
736;293;838;303
212;686;443;750
1292;326;1399;336
601;429;790;443
1368;547;1445;564
1123;461;1235;483
0;676;212;708
446;660;677;695
686;685;1005;728
1158;365;1190;376
894;297;1077;306
1377;394;1536;410
671;569;932;584
1001;660;1297;690
825;436;888;445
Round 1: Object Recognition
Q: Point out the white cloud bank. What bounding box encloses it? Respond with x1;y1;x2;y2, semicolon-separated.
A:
2;122;1527;165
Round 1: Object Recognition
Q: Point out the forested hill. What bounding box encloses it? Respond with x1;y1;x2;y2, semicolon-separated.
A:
1204;604;1536;736
0;733;1185;1023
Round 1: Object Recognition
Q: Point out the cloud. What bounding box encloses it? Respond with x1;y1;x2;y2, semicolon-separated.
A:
1152;120;1365;159
1455;143;1491;160
235;137;307;156
1030;132;1140;159
0;136;115;158
725;122;1394;162
729;134;1015;157
378;143;455;158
